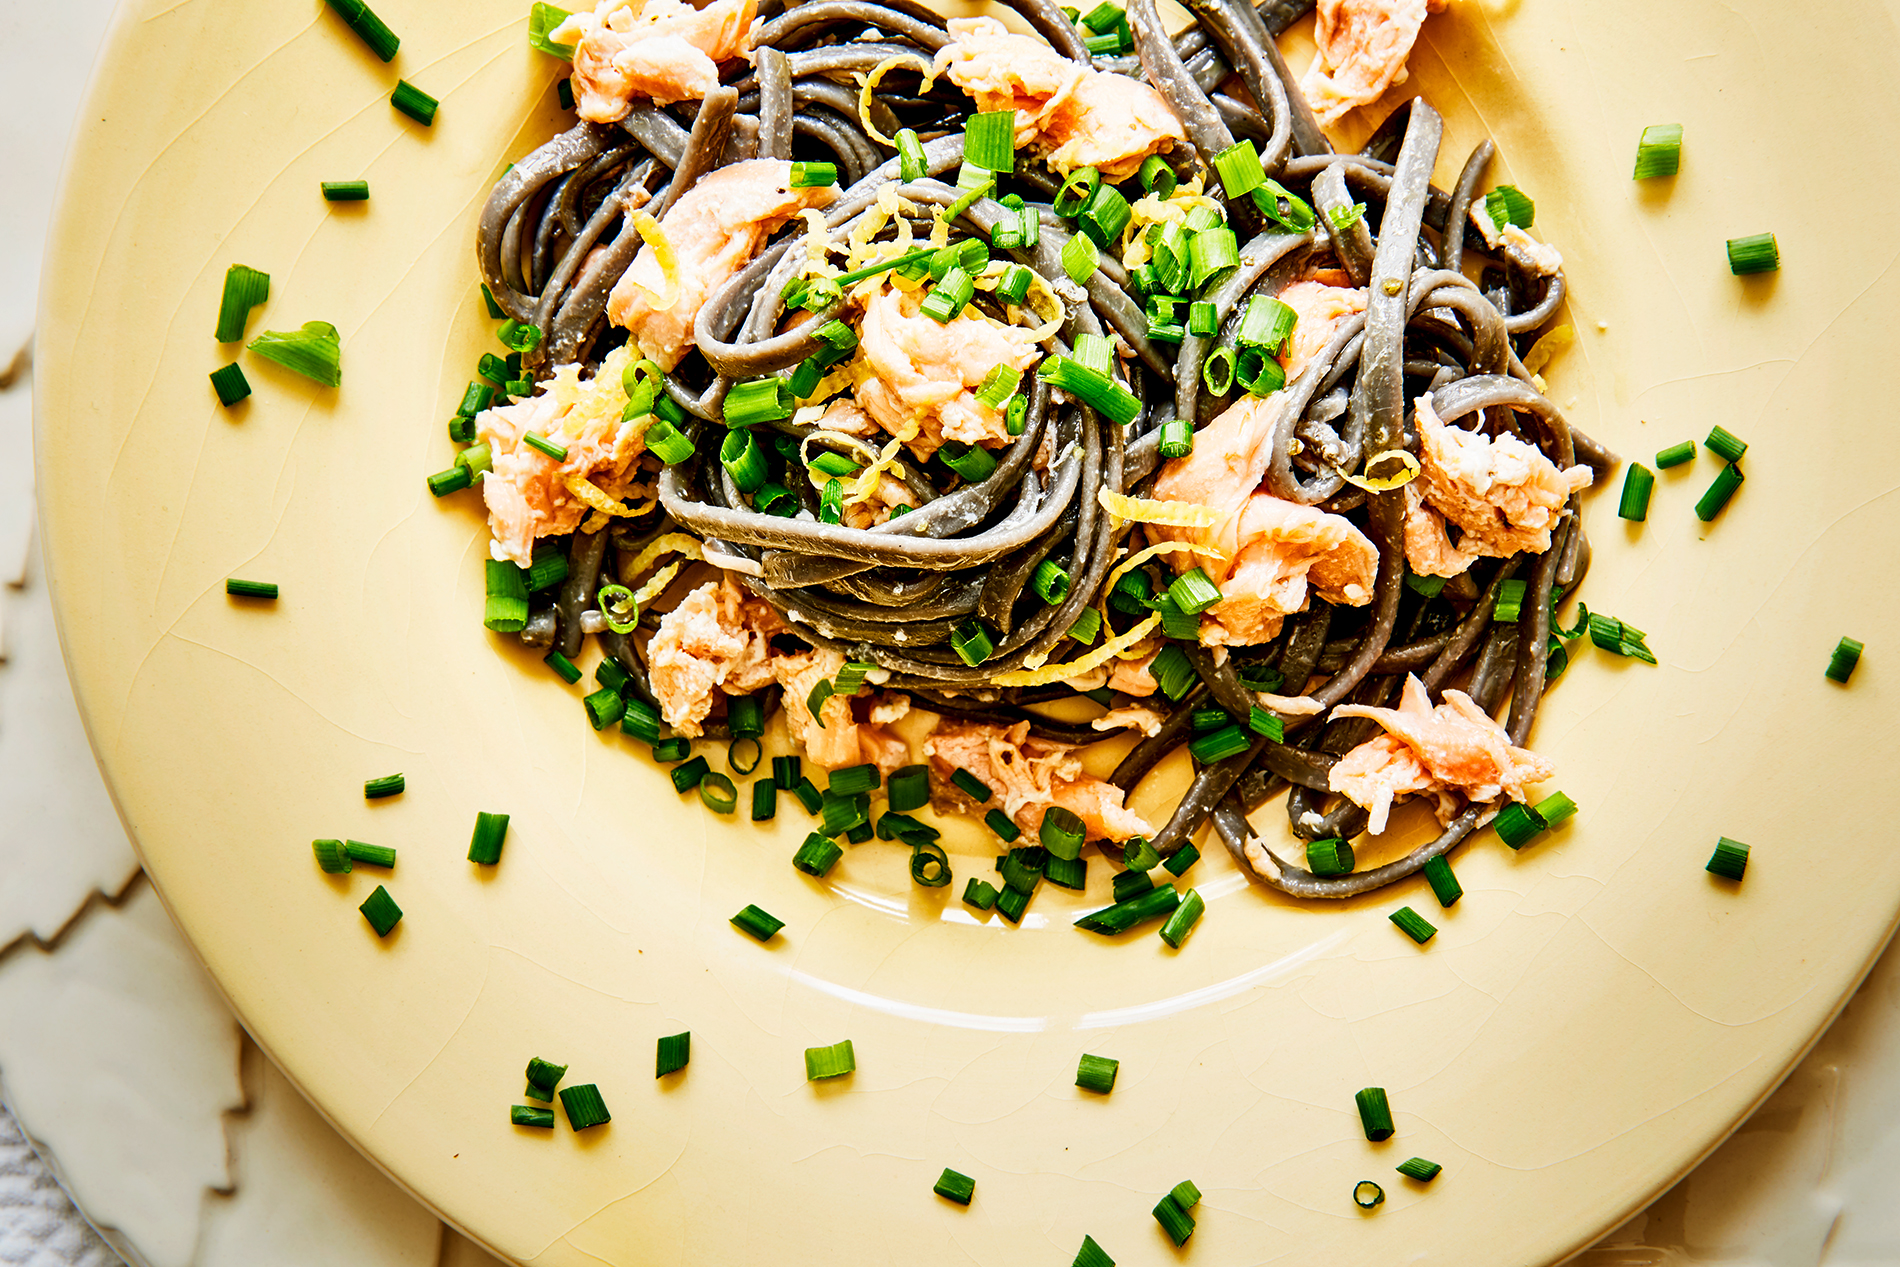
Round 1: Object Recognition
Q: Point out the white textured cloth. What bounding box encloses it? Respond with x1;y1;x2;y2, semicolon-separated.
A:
0;1101;118;1267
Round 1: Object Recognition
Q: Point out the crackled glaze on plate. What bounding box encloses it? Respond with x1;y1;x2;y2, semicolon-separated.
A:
34;0;1900;1263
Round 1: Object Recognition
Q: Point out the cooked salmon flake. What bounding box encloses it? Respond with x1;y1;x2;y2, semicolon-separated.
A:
648;577;787;736
924;719;1153;842
1329;674;1554;834
553;0;757;117
1300;0;1448;128
608;159;836;371
933;16;1187;179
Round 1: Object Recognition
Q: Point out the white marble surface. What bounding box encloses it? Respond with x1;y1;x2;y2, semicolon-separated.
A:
4;2;1900;1266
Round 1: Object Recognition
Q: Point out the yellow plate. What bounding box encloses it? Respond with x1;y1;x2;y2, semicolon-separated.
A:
36;1;1900;1263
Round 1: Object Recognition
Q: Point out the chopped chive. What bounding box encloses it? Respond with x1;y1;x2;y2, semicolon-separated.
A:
1061;232;1099;284
1306;837;1354;877
819;478;845;524
248;321;342;387
790;777;823;815
1075;1053;1119;1094
723;695;763;741
997;263;1033;306
910;841;952;887
1072;1235;1114;1267
1633;123;1682;179
974;363;1023;413
950;618;996;666
876;812;939;845
825;762;880;798
1139;153;1177;200
1078;183;1131;248
1707;837;1749;882
671;755;711;793
645;417;696;464
819;789;870;837
622;698;663;744
651;737;691;763
1067;607;1102;644
1000;846;1045;894
1211;139;1266;198
920;267;976;323
1154;595;1199;641
725;377;794;428
1200;345;1236;396
772;755;803;790
941;440;998;483
1037;355;1140;425
1164;843;1200;877
1151;644;1197;701
652;1030;690;1078
209;362;251;406
962;877;999;910
1188;724;1249;763
1494;578;1527;623
720;429;769;492
1726;232;1779;275
805;1039;856;1080
321;180;370;202
994;883;1031;923
1390;905;1437;944
1235;294;1297;352
750;778;778;821
391;79;438;126
793;832;843;878
447;416;477;444
699;772;738;814
343;840;395;869
882;763;928;813
1153;1195;1195;1246
524;551;567;593
951;768;992;803
1044;854;1087;890
364;772;405;799
511;1105;555;1128
1109;873;1155;900
215;264;271;343
359;885;402;937
1493;801;1547;849
525;1057;567;1097
1246;706;1285;743
1656;440;1696;468
963;110;1016;172
1353;1180;1385;1209
1827;636;1864;684
1421;854;1462;907
895;128;927;181
583;686;625;731
1075;883;1179;935
934;1167;976;1205
1397;1157;1441;1182
1167;566;1223;615
1171;1180;1201;1208
1484;184;1534;230
225;578;279;599
1189;226;1238;287
467;812;509;865
985;809;1021;842
1695;462;1744;521
1156;416;1193;460
1355;1086;1394;1140
520;430;567;461
789;161;838;187
1040;806;1086;860
1158;888;1204;949
731;904;784;941
312;839;352;874
1618;462;1655;521
1534;791;1578;826
559;1084;611;1130
1327;202;1367;231
1705;425;1747;464
1586;611;1658;664
1053;165;1100;218
1187;300;1217;338
322;0;400;60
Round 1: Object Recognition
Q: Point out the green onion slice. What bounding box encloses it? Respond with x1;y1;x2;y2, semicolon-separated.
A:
1153;1195;1195;1246
1201;346;1236;396
751;778;778;822
909;841;952;887
312;839;352;874
962;877;999;910
1075;883;1179;935
323;0;401;60
1618;462;1654;522
896;128;927;181
1158;887;1203;949
1707;837;1749;882
559;1083;611;1130
1390;905;1437;944
1827;636;1864;684
1053;166;1100;218
528;1;575;56
1421;854;1462;907
1211;140;1265;198
1656;440;1695;468
363;772;404;799
358;885;402;937
963;110;1016;172
1305;837;1354;877
320;179;370;202
343;840;395;868
468;811;509;865
1039;807;1086;860
1727;232;1779;275
1694;463;1744;521
985;809;1021;843
225;578;279;599
789;161;838;187
1355;1086;1394;1140
1353;1180;1385;1209
828;763;880;796
951;768;992;803
1036;355;1139;425
793;832;843;878
1075;1053;1119;1094
1484;184;1534;230
1633;123;1682;179
248;321;341;387
210;362;252;406
731;904;784;941
804;1039;856;1080
655;1031;690;1077
1397;1157;1442;1182
215;265;270;342
699;772;738;814
1072;1235;1115;1267
391;79;438;126
951;619;995;666
511;1105;555;1128
1705;424;1747;464
934;1167;976;1205
1061;233;1099;284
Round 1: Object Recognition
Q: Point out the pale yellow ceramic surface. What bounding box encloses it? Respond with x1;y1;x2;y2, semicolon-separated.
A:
33;1;1900;1263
